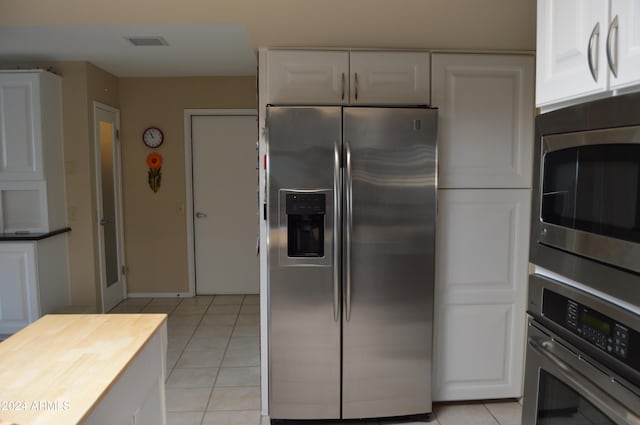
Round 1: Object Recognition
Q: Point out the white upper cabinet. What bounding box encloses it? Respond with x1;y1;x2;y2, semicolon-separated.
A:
265;50;430;105
537;0;640;109
0;70;66;233
610;0;640;90
267;50;349;105
431;53;534;189
536;0;609;107
0;73;44;180
349;51;430;105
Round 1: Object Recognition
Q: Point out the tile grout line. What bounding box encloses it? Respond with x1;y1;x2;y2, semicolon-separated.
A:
483;403;502;425
200;295;246;422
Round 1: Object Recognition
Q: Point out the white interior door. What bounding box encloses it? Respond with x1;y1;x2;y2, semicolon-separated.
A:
192;114;258;294
94;103;126;312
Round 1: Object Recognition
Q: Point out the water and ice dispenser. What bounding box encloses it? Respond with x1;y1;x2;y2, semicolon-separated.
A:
286;193;325;258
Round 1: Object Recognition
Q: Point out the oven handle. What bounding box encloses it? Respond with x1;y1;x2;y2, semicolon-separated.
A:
529;336;640;425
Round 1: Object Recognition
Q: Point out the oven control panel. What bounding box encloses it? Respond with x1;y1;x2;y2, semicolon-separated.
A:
543;290;639;374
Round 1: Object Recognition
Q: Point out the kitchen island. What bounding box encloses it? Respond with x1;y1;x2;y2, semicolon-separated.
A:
0;314;167;425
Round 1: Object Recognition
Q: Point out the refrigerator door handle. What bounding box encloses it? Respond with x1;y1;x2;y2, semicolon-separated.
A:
345;139;353;322
333;140;341;322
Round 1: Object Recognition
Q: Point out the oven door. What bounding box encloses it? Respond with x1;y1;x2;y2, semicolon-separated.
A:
523;321;640;425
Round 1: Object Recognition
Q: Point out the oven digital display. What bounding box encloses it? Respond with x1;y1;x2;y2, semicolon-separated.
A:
541;289;639;375
581;311;611;335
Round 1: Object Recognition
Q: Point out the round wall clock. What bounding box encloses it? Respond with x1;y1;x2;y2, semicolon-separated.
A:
142;127;164;148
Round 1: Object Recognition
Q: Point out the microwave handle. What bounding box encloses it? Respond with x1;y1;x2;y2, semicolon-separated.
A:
528;336;640;424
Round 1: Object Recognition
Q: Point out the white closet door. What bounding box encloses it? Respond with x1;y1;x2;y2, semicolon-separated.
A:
192;114;258;294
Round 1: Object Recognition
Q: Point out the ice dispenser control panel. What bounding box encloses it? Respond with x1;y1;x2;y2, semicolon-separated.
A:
286;193;325;258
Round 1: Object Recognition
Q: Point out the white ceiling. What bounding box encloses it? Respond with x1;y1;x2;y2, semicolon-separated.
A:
0;24;257;77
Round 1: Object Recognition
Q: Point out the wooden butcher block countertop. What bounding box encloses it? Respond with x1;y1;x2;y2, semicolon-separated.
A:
0;314;167;425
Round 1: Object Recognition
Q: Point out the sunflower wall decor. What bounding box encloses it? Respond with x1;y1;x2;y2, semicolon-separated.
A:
147;152;162;193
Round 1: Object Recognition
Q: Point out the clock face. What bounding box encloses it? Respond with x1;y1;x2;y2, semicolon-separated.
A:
143;127;164;148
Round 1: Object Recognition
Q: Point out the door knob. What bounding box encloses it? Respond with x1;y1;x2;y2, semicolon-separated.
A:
195;212;208;218
100;218;107;225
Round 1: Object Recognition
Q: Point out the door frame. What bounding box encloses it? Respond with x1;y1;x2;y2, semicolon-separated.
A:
93;101;126;312
183;109;258;296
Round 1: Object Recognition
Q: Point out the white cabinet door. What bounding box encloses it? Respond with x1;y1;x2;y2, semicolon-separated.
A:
432;54;534;189
0;73;43;180
0;243;38;334
349;51;430;105
433;189;531;401
609;0;640;90
536;0;609;107
267;50;349;105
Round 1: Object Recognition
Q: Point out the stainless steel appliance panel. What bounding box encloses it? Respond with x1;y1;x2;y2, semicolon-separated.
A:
530;92;640;307
267;106;342;419
522;322;640;425
537;126;640;274
342;107;437;418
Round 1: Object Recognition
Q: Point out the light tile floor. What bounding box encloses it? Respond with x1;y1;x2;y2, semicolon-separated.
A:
110;296;522;425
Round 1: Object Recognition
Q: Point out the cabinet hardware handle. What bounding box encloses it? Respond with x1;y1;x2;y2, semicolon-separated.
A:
195;212;208;218
333;140;341;322
341;72;345;101
606;15;619;78
354;72;359;101
587;22;600;83
345;140;353;322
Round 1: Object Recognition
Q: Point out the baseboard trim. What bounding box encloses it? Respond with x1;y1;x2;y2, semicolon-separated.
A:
127;292;193;298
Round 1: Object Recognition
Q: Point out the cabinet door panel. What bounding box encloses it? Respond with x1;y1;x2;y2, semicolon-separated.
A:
0;244;38;334
267;50;349;105
0;73;43;180
536;0;609;107
433;189;530;401
610;0;640;90
432;54;534;189
349;51;430;105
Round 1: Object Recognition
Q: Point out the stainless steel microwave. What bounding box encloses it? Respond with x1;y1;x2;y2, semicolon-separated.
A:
531;93;640;307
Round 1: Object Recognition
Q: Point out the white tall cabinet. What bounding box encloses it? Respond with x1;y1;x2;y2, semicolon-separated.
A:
0;70;70;334
431;53;534;401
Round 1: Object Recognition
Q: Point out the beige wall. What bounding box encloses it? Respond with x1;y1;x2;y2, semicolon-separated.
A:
0;0;536;51
59;62;120;311
118;77;256;294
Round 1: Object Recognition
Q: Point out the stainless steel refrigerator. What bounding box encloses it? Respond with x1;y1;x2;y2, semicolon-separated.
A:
266;106;437;421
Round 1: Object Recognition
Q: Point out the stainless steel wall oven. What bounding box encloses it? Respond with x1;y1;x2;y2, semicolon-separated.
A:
531;92;640;307
523;274;640;425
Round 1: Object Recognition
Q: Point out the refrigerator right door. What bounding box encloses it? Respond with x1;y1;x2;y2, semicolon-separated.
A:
342;107;437;419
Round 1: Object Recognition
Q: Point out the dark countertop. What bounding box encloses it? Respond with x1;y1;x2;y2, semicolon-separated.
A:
0;227;71;241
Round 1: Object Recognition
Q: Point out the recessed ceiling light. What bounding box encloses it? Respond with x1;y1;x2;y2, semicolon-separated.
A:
124;36;169;47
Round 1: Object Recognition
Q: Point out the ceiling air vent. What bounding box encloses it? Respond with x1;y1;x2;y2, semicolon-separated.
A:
124;36;169;47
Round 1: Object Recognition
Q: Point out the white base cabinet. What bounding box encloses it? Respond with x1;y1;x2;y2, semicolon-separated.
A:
0;234;70;334
433;189;531;401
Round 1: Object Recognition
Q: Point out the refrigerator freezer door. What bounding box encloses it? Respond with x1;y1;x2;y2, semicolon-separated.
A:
342;107;437;418
267;106;342;419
